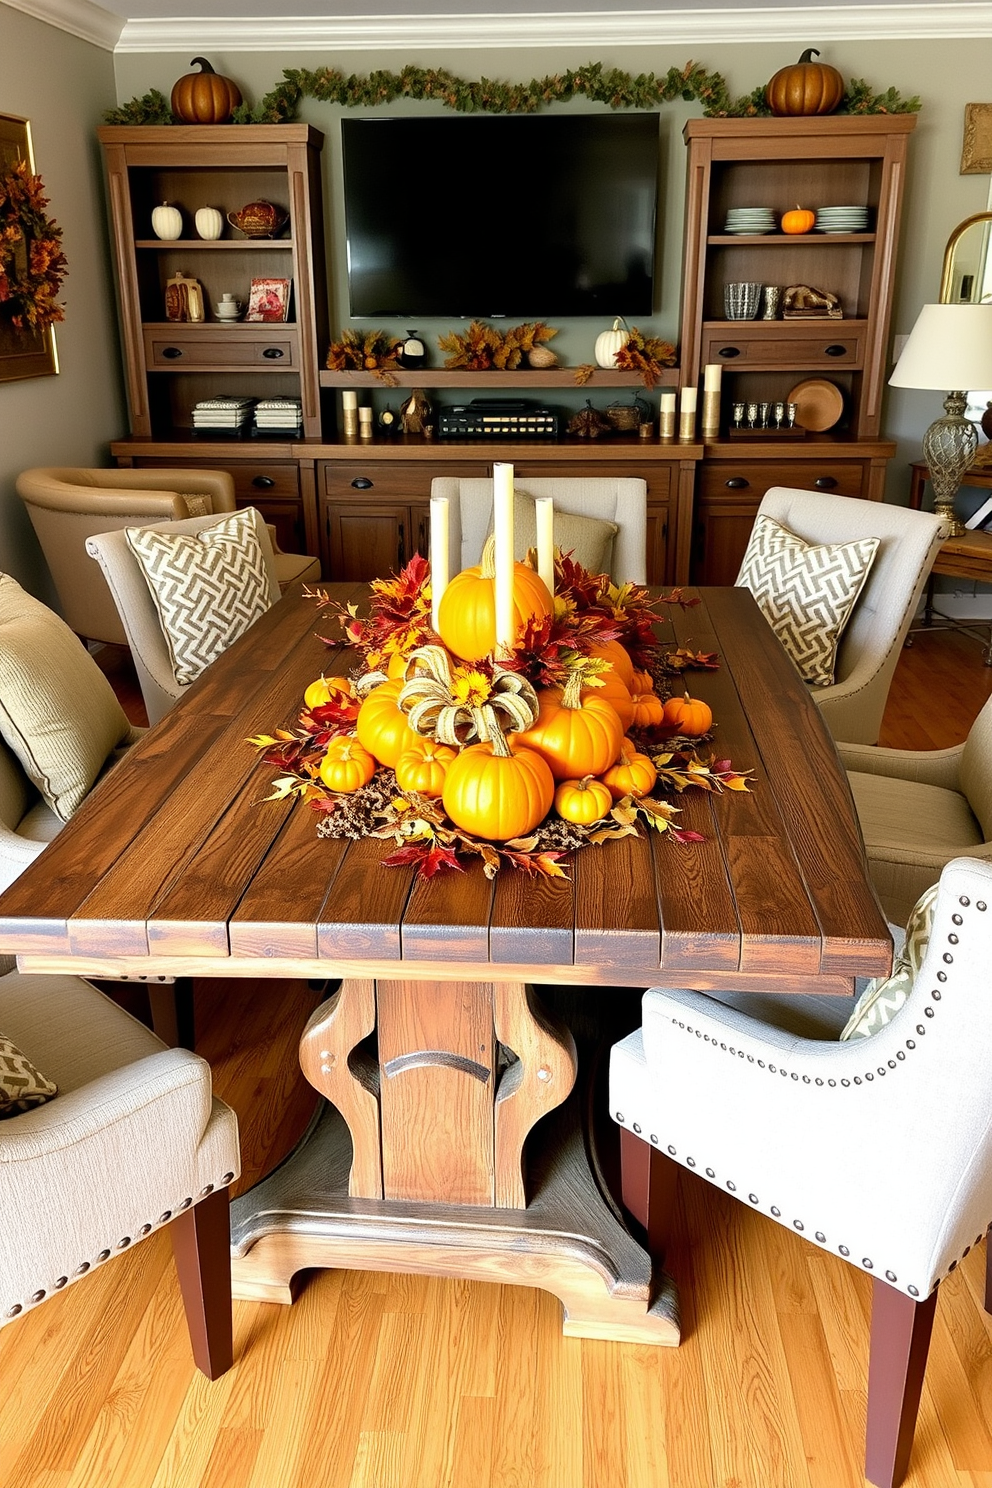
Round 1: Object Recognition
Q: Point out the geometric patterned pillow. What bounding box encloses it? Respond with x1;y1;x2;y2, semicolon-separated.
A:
737;513;880;686
839;882;939;1040
126;509;272;687
0;1033;58;1117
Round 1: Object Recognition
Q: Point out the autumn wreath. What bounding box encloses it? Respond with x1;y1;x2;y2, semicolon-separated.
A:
0;161;67;333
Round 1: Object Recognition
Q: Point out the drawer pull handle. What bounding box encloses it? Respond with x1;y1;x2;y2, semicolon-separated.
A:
717;346;741;358
351;477;374;490
262;347;285;360
161;346;183;359
252;475;275;489
814;476;838;490
725;477;749;489
824;344;847;357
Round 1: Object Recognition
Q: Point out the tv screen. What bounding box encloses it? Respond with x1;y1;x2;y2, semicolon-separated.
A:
342;114;659;318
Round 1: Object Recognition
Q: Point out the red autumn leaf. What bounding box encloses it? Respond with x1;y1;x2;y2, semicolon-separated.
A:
669;826;707;844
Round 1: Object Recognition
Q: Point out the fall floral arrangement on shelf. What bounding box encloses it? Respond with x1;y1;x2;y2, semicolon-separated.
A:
326;328;402;383
251;467;750;881
576;325;677;390
437;320;558;372
0;160;67;333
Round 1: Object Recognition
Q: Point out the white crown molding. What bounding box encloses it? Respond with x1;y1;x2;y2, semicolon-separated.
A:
1;0;122;50
114;4;992;54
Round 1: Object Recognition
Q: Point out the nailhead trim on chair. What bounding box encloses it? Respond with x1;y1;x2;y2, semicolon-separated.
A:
2;1171;237;1325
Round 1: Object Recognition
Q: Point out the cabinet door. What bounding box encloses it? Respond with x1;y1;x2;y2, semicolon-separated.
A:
326;502;411;582
692;497;760;586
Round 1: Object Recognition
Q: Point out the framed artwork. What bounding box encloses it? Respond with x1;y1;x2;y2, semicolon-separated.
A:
961;103;992;174
0;113;60;382
245;277;291;323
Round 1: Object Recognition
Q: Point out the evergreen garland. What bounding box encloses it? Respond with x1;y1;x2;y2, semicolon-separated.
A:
104;61;920;126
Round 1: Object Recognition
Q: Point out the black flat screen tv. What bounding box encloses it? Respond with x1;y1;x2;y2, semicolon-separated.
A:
341;113;659;318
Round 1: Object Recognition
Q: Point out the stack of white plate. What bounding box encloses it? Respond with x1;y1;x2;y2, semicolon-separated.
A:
724;207;776;235
815;205;870;234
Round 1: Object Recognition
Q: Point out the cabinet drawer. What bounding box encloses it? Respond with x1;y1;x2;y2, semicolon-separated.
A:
698;460;867;501
320;461;483;503
513;460;673;503
701;325;864;370
144;328;296;369
226;462;300;502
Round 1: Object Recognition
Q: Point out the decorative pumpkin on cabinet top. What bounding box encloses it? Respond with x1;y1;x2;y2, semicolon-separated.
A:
765;50;844;116
171;58;243;124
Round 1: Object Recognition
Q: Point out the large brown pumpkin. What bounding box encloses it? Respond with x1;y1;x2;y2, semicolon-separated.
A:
765;49;844;116
171;58;243;124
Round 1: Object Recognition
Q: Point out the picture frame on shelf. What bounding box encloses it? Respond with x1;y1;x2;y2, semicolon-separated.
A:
961;103;992;174
246;277;291;323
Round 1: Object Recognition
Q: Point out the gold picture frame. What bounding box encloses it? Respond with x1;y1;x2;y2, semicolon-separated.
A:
961;102;992;175
0;112;59;382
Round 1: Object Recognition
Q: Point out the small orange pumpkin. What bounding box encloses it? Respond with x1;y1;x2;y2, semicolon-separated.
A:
765;49;844;117
629;673;665;730
171;58;243;124
318;736;376;794
587;637;635;690
554;775;613;826
663;692;713;737
356;679;420;768
601;741;658;801
304;675;354;711
586;670;635;731
395;739;457;798
442;732;554;841
518;671;625;782
437;535;553;663
781;205;816;235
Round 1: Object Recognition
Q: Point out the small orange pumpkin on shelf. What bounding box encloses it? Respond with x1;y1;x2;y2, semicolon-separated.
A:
318;736;376;794
781;205;816;235
601;741;658;801
662;692;713;738
356;679;420;768
170;58;243;124
554;775;614;826
442;732;554;841
395;739;457;798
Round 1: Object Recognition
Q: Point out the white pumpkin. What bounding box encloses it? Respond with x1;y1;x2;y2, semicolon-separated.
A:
594;318;628;369
151;203;183;241
194;206;224;241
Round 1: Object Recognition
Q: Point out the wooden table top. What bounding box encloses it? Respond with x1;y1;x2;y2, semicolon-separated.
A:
931;527;992;583
0;584;892;992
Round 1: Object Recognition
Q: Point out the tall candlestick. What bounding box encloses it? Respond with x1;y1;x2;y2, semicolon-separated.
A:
702;366;722;437
341;389;358;440
659;391;677;440
493;462;515;656
430;496;449;632
679;385;697;441
535;496;555;596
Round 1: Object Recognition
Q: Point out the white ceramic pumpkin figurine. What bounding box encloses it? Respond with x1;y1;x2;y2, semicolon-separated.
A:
151;203;183;241
194;206;224;240
594;317;629;369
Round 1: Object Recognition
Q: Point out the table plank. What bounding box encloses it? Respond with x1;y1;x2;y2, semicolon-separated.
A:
229;801;352;959
573;830;660;970
317;835;413;962
489;867;574;966
401;860;495;964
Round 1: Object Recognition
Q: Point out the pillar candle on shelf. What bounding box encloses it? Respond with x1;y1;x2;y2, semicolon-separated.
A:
430;496;449;632
341;389;358;440
659;391;677;439
679;385;698;441
493;462;515;656
535;496;555;596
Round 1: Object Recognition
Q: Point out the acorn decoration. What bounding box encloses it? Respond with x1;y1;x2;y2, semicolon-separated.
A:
171;58;243;124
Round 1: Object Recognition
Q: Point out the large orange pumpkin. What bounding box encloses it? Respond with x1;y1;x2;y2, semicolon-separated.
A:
765;49;844;116
662;692;713;737
518;672;624;782
356;679;420;768
171;58;243;124
442;733;554;841
436;536;553;663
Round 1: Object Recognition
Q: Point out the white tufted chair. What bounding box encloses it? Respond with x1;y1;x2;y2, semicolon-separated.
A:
0;957;239;1377
609;857;992;1488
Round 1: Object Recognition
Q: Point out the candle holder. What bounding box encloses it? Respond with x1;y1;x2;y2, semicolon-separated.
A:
679;406;697;441
659;403;676;439
701;388;721;438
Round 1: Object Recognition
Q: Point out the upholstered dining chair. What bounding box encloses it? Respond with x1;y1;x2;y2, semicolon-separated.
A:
430;476;648;584
16;466;319;646
736;488;944;745
0;956;239;1378
609;856;992;1488
838;692;992;924
87;508;280;725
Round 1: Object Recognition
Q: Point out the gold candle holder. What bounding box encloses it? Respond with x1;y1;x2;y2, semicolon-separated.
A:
701;388;721;438
659;394;677;440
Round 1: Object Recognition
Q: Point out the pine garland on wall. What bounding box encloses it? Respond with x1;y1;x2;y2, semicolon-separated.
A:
104;61;921;126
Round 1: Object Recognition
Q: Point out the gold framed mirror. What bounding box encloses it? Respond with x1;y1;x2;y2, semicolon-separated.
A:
940;211;992;302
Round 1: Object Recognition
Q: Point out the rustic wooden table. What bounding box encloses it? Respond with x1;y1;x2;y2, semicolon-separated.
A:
0;584;891;1346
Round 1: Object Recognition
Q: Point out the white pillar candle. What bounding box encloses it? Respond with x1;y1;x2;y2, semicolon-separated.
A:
680;386;698;412
659;390;677;439
341;390;358;410
535;495;555;596
679;385;697;441
703;363;722;392
430;496;449;632
493;462;515;656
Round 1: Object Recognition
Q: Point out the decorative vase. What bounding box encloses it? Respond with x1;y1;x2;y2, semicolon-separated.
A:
151;203;183;241
195;206;224;241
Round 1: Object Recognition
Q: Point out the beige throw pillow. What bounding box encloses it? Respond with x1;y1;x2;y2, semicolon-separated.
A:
126;509;273;687
0;574;132;821
737;513;879;686
488;491;619;577
0;1032;58;1117
840;883;938;1040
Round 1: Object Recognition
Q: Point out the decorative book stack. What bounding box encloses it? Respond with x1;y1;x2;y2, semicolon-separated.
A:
254;397;303;434
191;396;256;433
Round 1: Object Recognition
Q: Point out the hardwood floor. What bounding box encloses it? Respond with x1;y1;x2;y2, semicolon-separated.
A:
8;627;990;1488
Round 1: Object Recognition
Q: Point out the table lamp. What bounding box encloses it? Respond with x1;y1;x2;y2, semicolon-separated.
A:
889;302;992;535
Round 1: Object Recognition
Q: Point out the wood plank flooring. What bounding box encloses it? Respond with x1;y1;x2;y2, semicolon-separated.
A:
4;626;988;1488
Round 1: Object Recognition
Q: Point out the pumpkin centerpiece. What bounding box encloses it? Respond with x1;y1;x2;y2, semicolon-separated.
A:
171;58;243;124
518;666;624;782
437;534;553;664
765;49;845;116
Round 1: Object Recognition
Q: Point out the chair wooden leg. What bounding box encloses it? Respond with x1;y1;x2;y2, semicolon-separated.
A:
619;1125;678;1260
149;978;195;1050
865;1277;938;1488
170;1186;234;1380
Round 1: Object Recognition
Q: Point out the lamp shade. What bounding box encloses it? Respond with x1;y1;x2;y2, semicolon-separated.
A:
889;302;992;391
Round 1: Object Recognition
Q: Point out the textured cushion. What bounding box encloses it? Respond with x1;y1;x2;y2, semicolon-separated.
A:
126;508;272;687
0;1033;57;1116
181;493;214;518
847;771;984;855
840;885;938;1040
0;574;132;821
488;491;618;576
737;513;879;686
